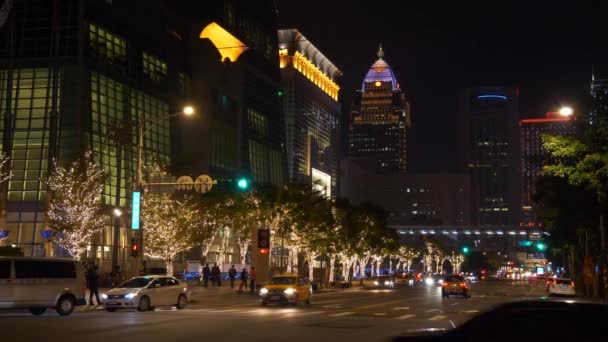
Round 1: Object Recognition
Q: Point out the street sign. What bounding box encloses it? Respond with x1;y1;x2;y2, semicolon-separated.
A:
194;174;213;193
132;192;141;230
176;176;194;191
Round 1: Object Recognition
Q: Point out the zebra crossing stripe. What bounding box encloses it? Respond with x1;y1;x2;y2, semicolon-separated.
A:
428;315;448;320
329;312;354;317
396;314;416;320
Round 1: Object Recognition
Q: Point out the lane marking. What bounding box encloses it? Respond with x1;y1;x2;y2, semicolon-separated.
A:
425;309;440;313
373;313;387;316
322;304;343;308
396;314;416;320
329;312;354;317
296;310;326;316
355;298;412;310
428;315;448;320
392;307;410;310
450;320;456;328
451;302;460;306
208;309;238;313
463;310;479;314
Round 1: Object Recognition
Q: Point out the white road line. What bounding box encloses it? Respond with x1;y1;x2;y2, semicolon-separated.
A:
329;312;354;317
395;314;416;320
322;304;343;308
425;309;440;313
313;300;342;304
451;302;460;306
373;313;387;316
296;311;326;316
463;310;479;314
392;307;410;310
428;315;448;320
450;320;456;328
208;309;238;313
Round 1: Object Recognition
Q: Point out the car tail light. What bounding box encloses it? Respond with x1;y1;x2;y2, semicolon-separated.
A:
460;283;467;287
442;282;448;287
571;281;575;288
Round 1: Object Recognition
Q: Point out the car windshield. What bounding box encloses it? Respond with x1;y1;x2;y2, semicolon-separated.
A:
118;277;154;288
444;275;465;282
269;277;296;285
556;279;572;285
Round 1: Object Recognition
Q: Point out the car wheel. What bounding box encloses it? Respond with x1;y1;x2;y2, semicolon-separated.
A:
56;295;75;316
176;294;187;310
29;307;46;316
106;308;117;312
441;290;447;299
137;296;151;312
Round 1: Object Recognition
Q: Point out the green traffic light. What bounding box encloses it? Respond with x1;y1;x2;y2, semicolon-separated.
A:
462;246;470;254
237;178;249;190
536;242;546;251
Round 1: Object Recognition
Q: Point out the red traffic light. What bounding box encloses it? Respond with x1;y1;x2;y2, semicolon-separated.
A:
132;244;139;251
259;248;269;254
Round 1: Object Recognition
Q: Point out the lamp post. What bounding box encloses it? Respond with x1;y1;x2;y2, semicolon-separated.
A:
135;106;194;266
111;207;122;279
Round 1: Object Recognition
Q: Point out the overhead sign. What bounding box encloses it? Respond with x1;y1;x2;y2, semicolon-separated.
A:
132;192;141;230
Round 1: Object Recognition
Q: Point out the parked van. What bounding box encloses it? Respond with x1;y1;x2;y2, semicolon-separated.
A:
0;257;87;316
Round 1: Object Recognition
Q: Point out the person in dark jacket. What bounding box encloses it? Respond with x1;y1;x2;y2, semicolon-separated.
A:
86;266;102;305
201;264;211;288
228;265;237;289
211;263;221;287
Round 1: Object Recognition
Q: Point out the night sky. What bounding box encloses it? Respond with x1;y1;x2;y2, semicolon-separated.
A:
275;1;608;172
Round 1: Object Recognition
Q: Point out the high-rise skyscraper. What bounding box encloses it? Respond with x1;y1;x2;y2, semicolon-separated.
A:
278;29;341;197
348;46;410;174
459;87;520;226
519;112;577;222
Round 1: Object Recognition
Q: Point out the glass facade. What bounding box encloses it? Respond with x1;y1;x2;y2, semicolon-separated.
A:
89;23;127;63
210;120;237;173
249;139;283;186
143;52;168;82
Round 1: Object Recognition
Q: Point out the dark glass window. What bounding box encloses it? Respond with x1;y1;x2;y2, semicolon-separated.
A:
15;260;76;278
0;260;11;278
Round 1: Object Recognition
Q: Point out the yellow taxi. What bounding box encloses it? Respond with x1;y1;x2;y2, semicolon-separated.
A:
259;274;312;306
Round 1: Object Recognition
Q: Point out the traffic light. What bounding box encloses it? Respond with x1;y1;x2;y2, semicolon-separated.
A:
258;229;270;254
130;238;140;257
236;177;250;190
536;242;547;252
461;246;470;255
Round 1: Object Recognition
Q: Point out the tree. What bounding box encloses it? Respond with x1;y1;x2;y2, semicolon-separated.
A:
0;154;10;184
46;152;106;259
141;194;200;276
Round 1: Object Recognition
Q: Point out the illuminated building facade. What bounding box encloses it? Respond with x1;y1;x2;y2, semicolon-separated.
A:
278;29;341;194
519;113;577;222
590;70;608;125
349;46;410;174
459;87;521;226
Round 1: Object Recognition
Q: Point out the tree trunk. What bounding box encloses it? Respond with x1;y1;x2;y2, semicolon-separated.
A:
308;259;315;281
328;257;335;283
166;259;174;277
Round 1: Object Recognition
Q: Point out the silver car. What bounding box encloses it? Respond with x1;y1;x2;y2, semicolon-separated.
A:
103;275;189;312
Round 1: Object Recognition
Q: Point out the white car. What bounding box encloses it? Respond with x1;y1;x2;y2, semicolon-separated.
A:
548;278;575;297
103;275;189;312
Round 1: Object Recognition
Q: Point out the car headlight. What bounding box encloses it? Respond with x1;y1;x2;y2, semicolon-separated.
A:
425;278;434;285
374;281;379;285
384;280;390;285
101;294;108;300
284;288;296;295
438;279;443;284
125;293;137;299
260;288;269;295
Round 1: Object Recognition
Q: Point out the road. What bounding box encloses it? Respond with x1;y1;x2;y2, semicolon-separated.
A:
0;279;579;342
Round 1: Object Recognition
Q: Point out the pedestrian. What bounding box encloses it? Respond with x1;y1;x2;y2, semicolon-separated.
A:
249;266;257;293
228;264;237;289
201;263;211;288
212;263;221;287
86;265;102;306
238;268;248;295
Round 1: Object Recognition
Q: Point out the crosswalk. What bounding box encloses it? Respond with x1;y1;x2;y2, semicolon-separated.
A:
183;307;476;322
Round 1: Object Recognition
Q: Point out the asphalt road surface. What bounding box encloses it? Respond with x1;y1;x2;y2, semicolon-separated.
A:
0;279;581;342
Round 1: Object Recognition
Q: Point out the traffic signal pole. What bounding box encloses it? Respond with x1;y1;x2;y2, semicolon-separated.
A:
251;228;270;291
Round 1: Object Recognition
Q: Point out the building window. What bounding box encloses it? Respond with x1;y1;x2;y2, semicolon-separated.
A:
142;52;167;82
249;140;283;186
178;72;191;96
247;108;268;139
2;68;60;202
210;120;236;172
89;23;127;63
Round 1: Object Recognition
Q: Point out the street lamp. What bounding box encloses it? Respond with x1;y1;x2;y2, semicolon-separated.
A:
135;106;194;266
113;208;122;217
558;106;574;117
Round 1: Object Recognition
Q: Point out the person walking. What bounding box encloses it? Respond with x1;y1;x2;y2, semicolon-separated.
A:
86;265;102;306
212;263;221;287
228;265;237;289
201;263;211;288
238;268;248;295
249;266;257;293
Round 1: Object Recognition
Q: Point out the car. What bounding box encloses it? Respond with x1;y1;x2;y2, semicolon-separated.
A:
424;274;444;286
102;275;189;312
392;301;608;341
441;274;470;299
372;275;395;289
259;274;312;306
548;277;575;297
0;256;87;316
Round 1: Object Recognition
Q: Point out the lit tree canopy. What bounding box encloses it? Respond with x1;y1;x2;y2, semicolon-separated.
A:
46;152;106;259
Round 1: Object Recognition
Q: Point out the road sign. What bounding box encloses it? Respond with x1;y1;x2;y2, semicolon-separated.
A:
194;174;213;193
176;176;194;191
132;192;141;230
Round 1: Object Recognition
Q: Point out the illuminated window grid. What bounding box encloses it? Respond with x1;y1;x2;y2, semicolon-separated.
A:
210;121;236;172
248;139;283;186
142;52;167;82
90;73;129;206
247;108;268;139
130;92;170;166
2;68;59;202
89;23;127;62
